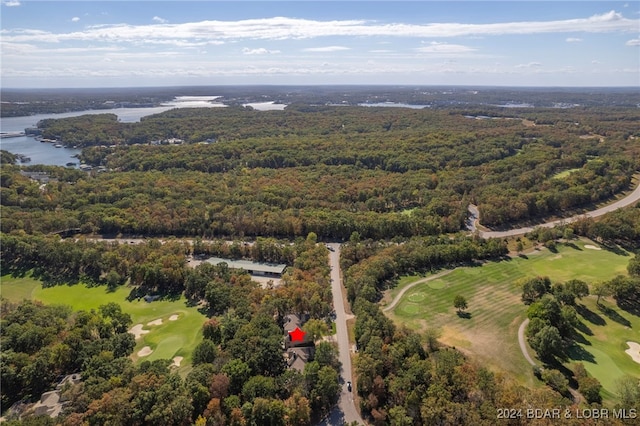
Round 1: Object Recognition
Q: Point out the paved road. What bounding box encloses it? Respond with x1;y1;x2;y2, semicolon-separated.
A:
320;243;365;426
469;179;640;239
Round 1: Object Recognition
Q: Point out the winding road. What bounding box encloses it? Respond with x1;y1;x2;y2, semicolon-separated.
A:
320;243;365;426
469;178;640;239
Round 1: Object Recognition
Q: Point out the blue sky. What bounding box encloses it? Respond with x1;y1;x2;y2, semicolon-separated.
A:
1;1;638;88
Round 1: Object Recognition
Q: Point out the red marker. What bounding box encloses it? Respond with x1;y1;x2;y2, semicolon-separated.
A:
289;327;306;343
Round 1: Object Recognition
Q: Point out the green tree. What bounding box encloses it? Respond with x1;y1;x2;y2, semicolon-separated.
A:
592;281;612;306
193;339;218;365
541;368;568;395
222;359;251;395
242;375;276;400
521;276;551;305
310;366;340;413
314;341;340;370
284;392;311;426
453;295;467;313
628;255;640;277
529;325;564;361
302;319;329;342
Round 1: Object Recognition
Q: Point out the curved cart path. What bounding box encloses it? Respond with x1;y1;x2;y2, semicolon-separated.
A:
518;318;536;366
383;269;456;313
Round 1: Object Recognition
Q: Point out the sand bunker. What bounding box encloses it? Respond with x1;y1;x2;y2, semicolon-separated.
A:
625;341;640;364
147;318;163;326
172;356;184;367
129;324;150;340
137;346;153;357
169;314;179;321
584;244;602;250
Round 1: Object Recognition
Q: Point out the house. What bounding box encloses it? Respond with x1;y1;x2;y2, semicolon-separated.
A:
283;314;315;372
286;347;315;372
28;373;82;418
20;171;53;184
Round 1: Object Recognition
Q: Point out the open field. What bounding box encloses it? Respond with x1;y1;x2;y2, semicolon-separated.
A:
384;238;637;397
1;273;206;375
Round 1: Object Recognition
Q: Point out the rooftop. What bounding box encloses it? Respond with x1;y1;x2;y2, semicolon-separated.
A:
204;257;287;275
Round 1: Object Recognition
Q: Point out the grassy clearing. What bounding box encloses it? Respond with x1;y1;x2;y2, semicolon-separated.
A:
1;273;206;374
386;238;634;394
551;168;581;179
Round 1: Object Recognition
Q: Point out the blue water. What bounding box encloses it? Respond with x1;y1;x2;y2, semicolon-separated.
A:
358;102;430;109
0;97;225;167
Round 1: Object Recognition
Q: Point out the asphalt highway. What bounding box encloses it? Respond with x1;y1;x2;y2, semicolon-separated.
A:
469;179;640;238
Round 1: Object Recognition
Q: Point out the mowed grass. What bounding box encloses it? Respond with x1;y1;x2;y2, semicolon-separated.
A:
568;297;640;401
1;273;206;375
387;239;633;391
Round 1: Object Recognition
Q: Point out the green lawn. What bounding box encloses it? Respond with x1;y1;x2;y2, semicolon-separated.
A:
568;297;640;402
386;239;637;397
1;273;206;375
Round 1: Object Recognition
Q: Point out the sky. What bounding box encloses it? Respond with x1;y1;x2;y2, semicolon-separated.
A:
1;1;639;88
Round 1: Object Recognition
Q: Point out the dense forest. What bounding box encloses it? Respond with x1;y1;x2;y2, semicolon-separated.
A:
2;92;640;425
1;235;344;425
2;105;639;241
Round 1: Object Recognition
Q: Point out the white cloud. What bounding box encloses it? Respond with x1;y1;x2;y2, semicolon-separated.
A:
416;42;476;54
626;38;640;46
152;16;168;24
515;62;542;68
592;60;602;64
2;11;637;47
242;47;280;55
2;0;21;6
303;46;350;52
566;37;582;42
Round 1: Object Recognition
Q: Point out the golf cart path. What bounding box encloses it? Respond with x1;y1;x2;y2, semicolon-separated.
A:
383;269;455;313
518;318;536;366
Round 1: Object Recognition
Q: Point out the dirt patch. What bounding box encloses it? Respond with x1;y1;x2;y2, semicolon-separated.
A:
169;314;179;321
584;244;602;250
147;318;163;326
625;341;640;364
129;324;150;340
137;346;153;357
172;356;184;367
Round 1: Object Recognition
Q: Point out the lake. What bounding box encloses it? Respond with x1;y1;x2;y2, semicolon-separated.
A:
0;96;225;167
358;102;431;109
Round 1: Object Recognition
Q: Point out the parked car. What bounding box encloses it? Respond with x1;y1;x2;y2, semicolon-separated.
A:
347;381;352;392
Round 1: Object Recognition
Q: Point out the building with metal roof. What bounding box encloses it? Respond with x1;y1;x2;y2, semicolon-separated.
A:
204;257;287;278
